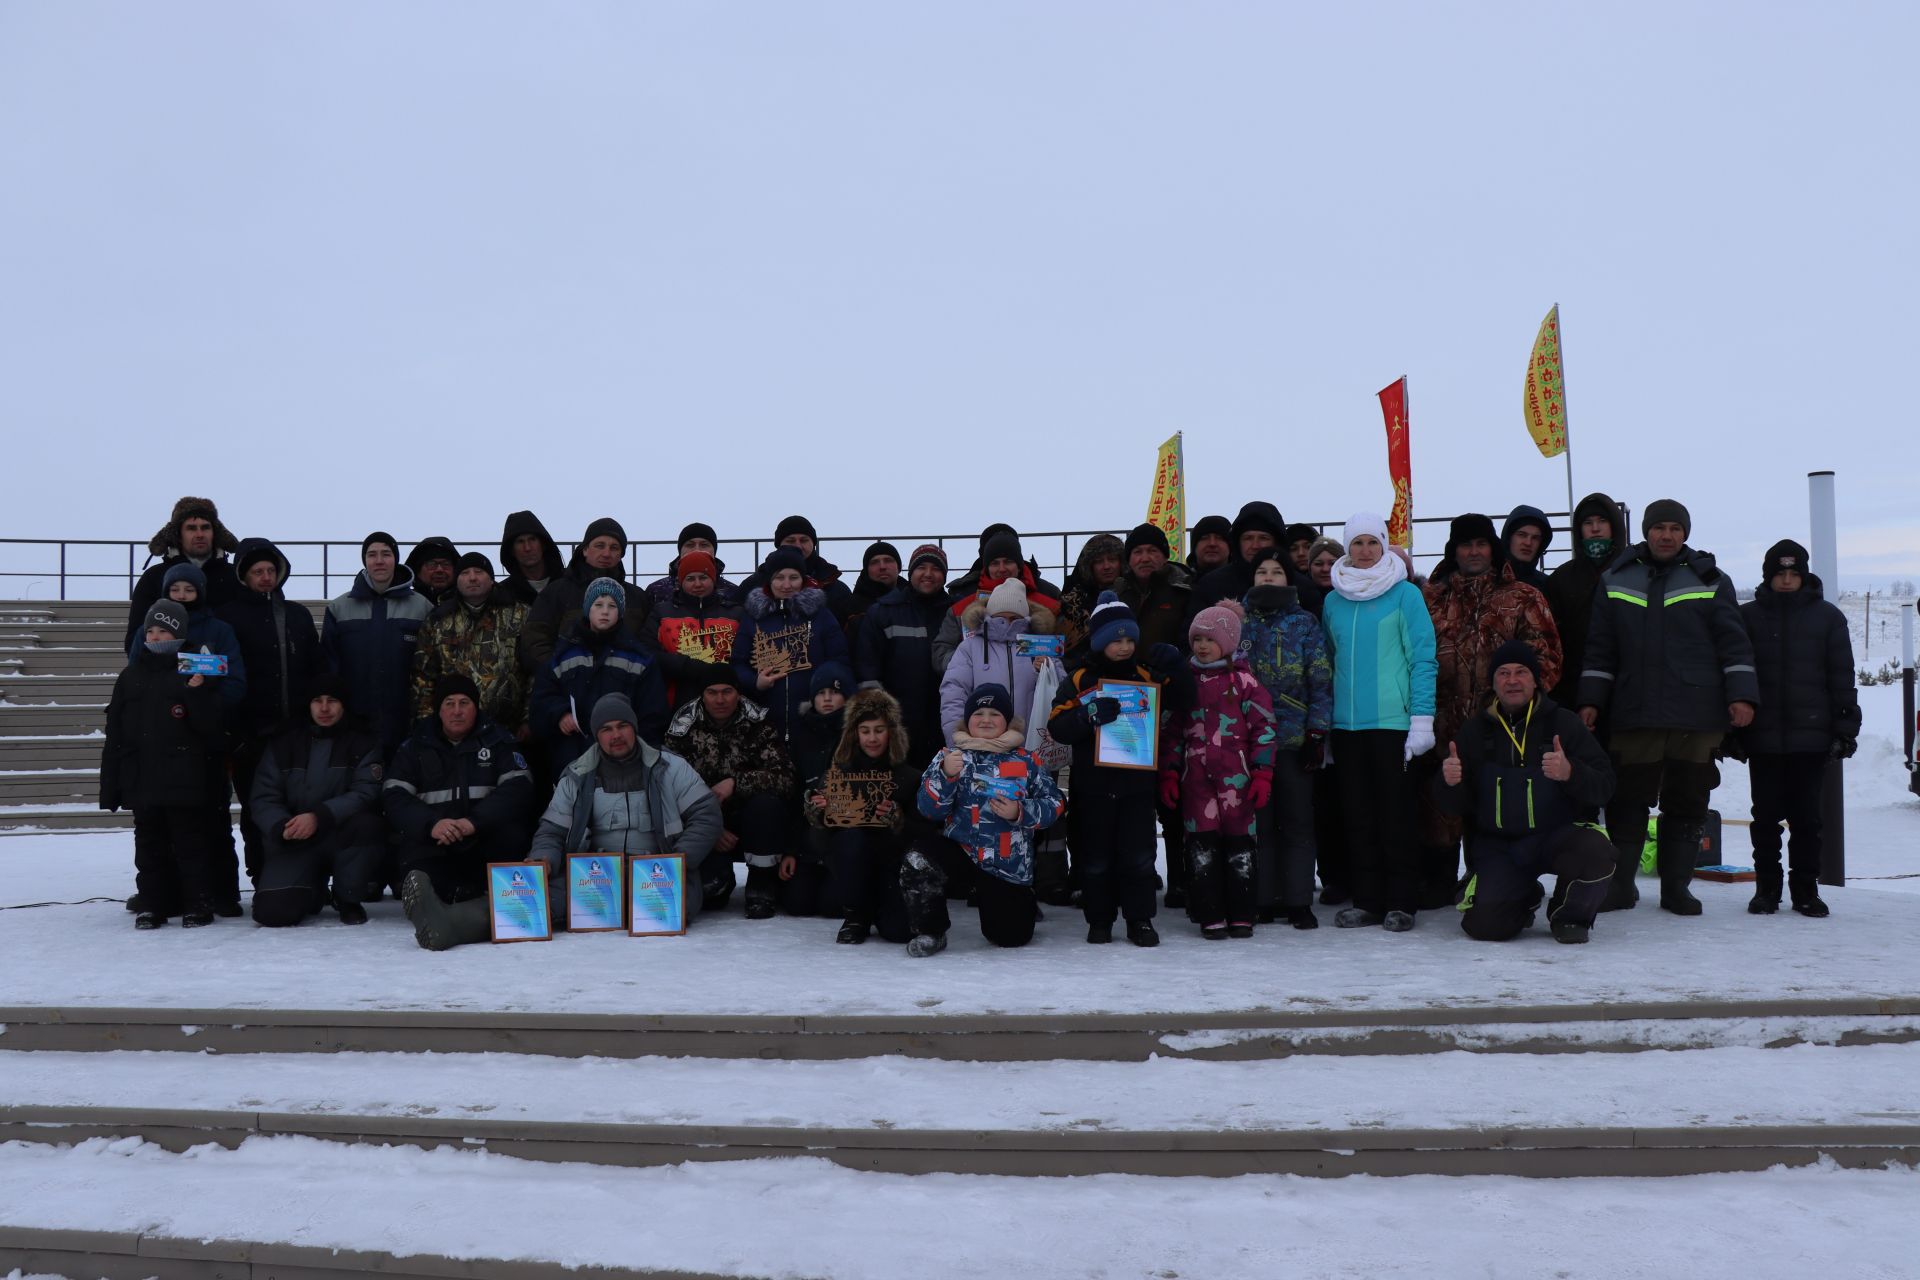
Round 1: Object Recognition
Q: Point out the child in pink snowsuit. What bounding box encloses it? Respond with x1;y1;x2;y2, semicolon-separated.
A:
1161;603;1276;938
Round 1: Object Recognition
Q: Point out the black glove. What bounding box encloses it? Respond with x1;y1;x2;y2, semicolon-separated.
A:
1146;643;1181;675
1719;732;1748;764
1090;697;1122;726
1831;736;1857;761
1300;733;1326;771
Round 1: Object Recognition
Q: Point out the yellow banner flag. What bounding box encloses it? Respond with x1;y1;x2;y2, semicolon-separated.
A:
1523;304;1568;458
1144;432;1185;556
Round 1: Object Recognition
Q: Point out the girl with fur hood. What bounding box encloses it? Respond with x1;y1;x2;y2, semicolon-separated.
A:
733;546;852;740
1161;602;1276;938
906;684;1066;957
802;688;927;944
937;577;1063;747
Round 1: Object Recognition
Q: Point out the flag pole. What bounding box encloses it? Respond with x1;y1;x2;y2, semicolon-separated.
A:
1555;303;1575;529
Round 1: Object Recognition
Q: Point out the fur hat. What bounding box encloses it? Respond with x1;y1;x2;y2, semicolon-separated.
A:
1443;513;1504;572
1125;522;1170;559
148;496;238;559
1088;591;1140;653
985;577;1029;617
1189;600;1244;653
582;577;625;618
774;514;818;545
1643;498;1692;539
1487;638;1543;688
835;688;910;766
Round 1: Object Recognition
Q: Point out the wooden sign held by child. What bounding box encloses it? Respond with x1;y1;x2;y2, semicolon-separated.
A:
824;769;895;827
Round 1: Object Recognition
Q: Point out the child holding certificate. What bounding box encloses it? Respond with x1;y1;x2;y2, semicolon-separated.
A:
1048;593;1180;948
1161;603;1276;939
804;688;925;944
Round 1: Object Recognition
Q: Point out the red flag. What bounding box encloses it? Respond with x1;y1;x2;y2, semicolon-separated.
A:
1377;377;1412;548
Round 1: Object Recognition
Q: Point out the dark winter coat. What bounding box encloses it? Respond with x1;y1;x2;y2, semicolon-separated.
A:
518;554;652;675
789;704;847;795
664;697;795;801
641;589;746;703
126;502;243;653
135;564;250;717
381;716;536;843
498;511;566;607
1576;543;1760;733
1239;585;1333;750
854;583;953;764
1048;654;1173;800
733;587;852;739
644;555;744;610
803;689;930;846
1188;501;1323;619
1435;695;1614;858
739;552;855;623
321;566;434;755
1740;576;1860;755
1116;563;1194;653
1544;492;1628;707
405;538;462;610
249;720;383;837
530;621;669;770
101;648;226;811
411;589;531;729
1500;505;1555;593
1056;536;1126;658
216;539;319;739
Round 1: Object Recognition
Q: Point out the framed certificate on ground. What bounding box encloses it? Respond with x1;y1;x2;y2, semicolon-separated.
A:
566;855;626;932
628;854;687;937
1091;679;1160;771
487;862;552;943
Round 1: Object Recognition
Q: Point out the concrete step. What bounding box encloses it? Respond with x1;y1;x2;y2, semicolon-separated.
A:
0;770;100;804
0;648;132;675
0;737;104;769
0;807;126;831
0;674;118;704
0;704;107;735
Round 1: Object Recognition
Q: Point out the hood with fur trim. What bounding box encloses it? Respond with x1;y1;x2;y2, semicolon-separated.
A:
959;597;1057;636
148;496;239;559
834;688;911;767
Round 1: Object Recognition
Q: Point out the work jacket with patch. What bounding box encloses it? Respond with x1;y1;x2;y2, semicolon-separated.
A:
381;716;536;844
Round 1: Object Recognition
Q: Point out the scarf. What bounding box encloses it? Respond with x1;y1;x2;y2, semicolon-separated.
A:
953;725;1026;754
1330;550;1407;603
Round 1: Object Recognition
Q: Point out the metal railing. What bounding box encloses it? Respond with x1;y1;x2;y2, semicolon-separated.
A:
0;513;1582;601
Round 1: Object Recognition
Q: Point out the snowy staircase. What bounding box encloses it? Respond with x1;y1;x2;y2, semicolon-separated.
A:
0;599;322;832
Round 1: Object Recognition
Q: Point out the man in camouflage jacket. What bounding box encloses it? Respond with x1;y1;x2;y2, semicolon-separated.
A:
411;554;530;733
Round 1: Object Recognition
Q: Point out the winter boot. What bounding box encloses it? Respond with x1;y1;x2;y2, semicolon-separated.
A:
1227;922;1254;939
1551;920;1590;944
1792;896;1831;919
1547;872;1608;938
1749;861;1783;914
181;902;216;928
1201;922;1229;941
401;870;491;951
1382;910;1415;932
700;861;737;912
215;899;244;919
1086;923;1113;944
1335;907;1384;928
906;932;948;958
1656;824;1704;916
134;911;166;930
743;864;779;919
334;894;369;925
1126;920;1160;948
1287;906;1319;930
125;893;145;914
1598;831;1641;912
835;919;870;944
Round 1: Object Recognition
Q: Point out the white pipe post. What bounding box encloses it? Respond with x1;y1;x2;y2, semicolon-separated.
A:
1808;471;1844;886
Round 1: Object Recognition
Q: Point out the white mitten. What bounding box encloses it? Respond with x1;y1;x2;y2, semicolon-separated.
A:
1403;715;1436;762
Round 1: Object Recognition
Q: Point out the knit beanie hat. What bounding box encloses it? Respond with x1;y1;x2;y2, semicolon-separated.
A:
1247;547;1289;576
142;602;187;640
1763;538;1811;582
1342;512;1390;552
693;662;740;694
678;522;718;549
1191;514;1233;546
1282;522;1319;548
774;514;818;544
582;577;625;617
161;561;208;599
308;671;351;708
1088;591;1140;653
908;543;949;573
362;531;398;561
589;692;639;737
811;661;855;699
862;541;901;570
1189;601;1243;652
1307;536;1344;566
1487;638;1543;687
759;545;809;580
677;551;718;580
581;517;627;549
963;683;1015;726
977;522;1018;554
456;551;495;578
432;672;481;708
985;577;1029;617
1642;499;1691;539
1125;522;1170;559
981;530;1024;567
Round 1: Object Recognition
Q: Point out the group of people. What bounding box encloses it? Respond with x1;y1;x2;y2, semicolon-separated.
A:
102;490;1861;955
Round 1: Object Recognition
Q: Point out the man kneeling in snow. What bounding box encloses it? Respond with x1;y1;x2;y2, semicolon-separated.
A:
1436;640;1615;944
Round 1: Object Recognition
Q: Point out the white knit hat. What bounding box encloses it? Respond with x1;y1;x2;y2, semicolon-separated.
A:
1342;512;1390;551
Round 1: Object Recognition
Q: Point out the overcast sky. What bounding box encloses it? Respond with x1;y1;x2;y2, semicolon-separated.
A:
1;2;1914;591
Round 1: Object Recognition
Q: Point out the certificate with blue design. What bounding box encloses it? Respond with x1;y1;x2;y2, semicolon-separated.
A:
487;862;552;943
628;854;686;937
1091;679;1159;771
566;855;626;932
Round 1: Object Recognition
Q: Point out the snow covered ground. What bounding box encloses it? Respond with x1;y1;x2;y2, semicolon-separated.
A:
2;1136;1917;1279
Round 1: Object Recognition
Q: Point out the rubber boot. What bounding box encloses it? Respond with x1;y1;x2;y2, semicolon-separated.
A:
401;871;492;951
1657;824;1703;916
1599;828;1642;912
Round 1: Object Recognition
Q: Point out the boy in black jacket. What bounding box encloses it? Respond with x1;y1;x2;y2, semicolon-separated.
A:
101;603;228;929
1438;640;1615;943
250;673;386;927
1048;593;1181;947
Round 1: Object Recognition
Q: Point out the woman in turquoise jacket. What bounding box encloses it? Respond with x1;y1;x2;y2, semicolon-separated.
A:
1321;512;1437;933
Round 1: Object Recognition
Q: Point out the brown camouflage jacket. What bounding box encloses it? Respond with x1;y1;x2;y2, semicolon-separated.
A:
1421;563;1563;748
664;697;795;800
411;593;531;728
